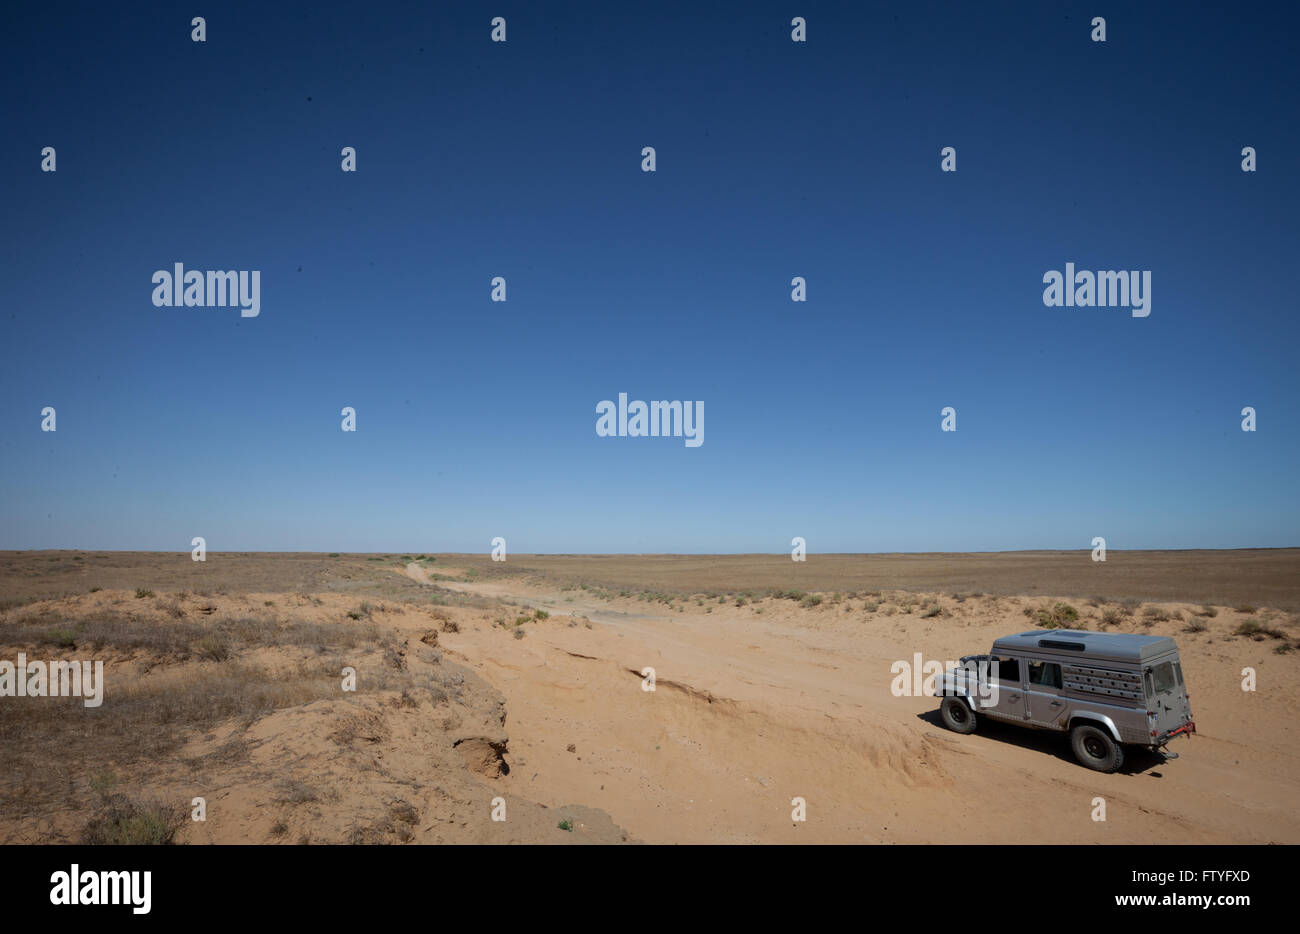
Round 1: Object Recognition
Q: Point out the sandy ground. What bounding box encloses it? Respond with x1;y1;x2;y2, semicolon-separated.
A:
402;562;1300;844
2;551;1295;844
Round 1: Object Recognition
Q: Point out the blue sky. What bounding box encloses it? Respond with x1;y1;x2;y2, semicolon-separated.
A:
1;1;1297;553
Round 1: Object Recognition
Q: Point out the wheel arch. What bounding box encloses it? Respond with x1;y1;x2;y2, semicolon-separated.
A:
941;691;976;710
1069;712;1121;743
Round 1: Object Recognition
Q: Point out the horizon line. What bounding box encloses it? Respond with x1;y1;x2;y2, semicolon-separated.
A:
4;547;1298;556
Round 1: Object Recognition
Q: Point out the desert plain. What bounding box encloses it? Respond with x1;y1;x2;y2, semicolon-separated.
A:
1;549;1297;845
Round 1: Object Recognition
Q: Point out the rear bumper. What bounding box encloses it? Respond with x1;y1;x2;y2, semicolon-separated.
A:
1153;721;1196;745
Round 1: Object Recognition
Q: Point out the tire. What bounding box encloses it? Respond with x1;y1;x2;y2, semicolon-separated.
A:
940;697;977;734
1070;723;1125;773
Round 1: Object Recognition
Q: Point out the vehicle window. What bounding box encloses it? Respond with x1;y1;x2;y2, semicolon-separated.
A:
993;656;1021;683
1173;662;1184;686
1027;660;1062;688
1151;662;1176;695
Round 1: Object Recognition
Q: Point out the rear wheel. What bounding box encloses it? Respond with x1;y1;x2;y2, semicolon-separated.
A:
1070;724;1125;773
940;697;977;734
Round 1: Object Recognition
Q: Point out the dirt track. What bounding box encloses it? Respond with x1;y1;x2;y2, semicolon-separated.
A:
405;562;1300;844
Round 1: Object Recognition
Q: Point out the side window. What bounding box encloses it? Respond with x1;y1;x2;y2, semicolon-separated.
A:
1027;660;1062;688
993;655;1021;683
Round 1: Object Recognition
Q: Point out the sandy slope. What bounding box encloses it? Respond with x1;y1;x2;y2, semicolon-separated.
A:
404;563;1300;844
0;587;633;845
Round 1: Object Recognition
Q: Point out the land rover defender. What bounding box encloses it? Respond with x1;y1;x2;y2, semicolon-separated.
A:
935;629;1195;772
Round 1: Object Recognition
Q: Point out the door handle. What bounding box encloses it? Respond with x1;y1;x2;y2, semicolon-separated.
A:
1050;701;1062;707
1009;693;1021;701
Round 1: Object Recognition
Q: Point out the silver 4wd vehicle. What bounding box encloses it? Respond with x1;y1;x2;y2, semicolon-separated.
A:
935;629;1195;772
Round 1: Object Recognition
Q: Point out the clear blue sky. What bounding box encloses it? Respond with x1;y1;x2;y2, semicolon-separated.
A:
2;1;1297;553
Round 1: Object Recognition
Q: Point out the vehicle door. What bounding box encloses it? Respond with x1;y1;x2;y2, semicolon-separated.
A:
1025;658;1068;729
1144;658;1192;736
975;654;1026;722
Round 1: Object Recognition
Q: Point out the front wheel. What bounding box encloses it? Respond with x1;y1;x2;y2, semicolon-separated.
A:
940;697;977;734
1070;724;1125;773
